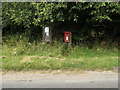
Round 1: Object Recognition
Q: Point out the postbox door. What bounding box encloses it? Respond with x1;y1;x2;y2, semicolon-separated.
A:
64;32;71;42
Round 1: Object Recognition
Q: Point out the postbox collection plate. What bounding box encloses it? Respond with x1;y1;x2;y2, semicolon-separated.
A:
64;31;71;42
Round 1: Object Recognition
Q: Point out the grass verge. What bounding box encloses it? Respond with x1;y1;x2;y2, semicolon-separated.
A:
2;41;118;71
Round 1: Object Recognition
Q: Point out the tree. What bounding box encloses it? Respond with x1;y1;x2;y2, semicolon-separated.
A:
2;2;35;27
2;2;120;27
2;2;120;44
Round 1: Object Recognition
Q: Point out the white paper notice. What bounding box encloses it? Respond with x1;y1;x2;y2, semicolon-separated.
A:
66;36;68;40
45;27;49;36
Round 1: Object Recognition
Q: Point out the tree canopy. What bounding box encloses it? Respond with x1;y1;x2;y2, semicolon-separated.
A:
2;2;120;44
2;2;120;27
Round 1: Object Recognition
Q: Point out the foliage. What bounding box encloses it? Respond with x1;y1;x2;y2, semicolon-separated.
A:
2;2;120;48
2;2;120;27
2;2;35;27
2;2;119;71
2;33;118;71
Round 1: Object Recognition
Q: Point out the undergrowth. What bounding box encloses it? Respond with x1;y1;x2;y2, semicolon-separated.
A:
2;33;118;71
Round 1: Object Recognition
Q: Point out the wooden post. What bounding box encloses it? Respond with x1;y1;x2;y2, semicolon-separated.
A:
68;32;72;49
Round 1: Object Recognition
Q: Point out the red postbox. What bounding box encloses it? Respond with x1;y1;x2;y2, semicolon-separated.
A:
64;31;71;42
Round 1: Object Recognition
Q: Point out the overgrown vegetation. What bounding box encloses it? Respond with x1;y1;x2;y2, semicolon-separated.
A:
2;2;120;44
2;33;118;71
2;2;119;71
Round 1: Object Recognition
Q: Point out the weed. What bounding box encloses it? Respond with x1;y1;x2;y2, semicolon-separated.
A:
2;33;118;71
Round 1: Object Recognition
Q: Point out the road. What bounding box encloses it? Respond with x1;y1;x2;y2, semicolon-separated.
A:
2;70;118;88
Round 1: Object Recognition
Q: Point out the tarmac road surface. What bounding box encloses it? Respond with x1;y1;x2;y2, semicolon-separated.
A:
2;70;119;88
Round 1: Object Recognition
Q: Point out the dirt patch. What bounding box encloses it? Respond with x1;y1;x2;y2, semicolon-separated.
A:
21;56;33;63
21;55;65;63
93;57;119;60
0;56;6;58
35;56;65;60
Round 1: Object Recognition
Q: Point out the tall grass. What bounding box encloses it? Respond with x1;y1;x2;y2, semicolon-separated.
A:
2;33;118;71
